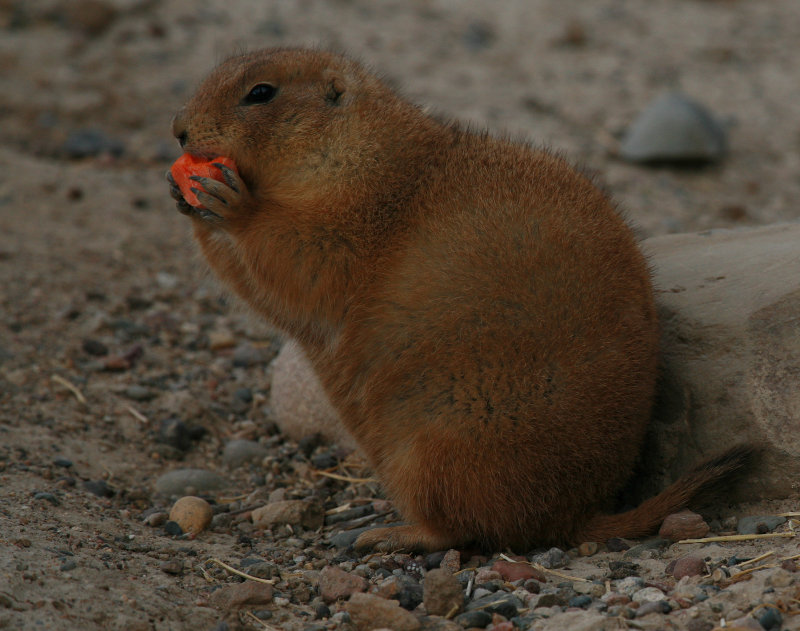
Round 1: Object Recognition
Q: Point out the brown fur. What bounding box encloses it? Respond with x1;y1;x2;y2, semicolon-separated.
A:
169;48;747;552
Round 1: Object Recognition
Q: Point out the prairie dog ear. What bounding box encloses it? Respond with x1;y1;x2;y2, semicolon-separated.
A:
324;73;346;105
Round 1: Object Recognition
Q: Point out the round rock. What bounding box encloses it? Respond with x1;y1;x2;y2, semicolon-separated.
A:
671;555;707;580
658;510;709;541
169;496;213;534
620;92;727;164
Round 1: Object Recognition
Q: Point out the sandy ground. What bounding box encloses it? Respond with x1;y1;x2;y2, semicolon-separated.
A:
1;1;799;630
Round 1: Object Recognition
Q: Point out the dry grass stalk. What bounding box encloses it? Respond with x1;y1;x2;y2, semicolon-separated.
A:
498;553;590;582
737;550;775;567
124;404;149;424
51;374;87;405
244;611;282;631
678;532;795;544
312;470;378;484
205;557;276;584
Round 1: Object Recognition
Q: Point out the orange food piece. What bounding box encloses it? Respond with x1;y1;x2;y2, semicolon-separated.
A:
170;154;237;208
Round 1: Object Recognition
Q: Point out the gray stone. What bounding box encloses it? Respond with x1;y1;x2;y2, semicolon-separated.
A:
154;468;230;496
329;527;371;549
737;515;787;535
620;92;727;164
531;547;569;569
222;439;267;468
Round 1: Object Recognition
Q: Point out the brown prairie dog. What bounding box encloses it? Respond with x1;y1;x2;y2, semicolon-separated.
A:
168;48;750;552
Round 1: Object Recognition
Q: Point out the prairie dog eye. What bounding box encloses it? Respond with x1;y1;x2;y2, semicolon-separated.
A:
242;83;277;105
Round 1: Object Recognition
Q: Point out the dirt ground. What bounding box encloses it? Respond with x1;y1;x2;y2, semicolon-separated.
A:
1;1;799;630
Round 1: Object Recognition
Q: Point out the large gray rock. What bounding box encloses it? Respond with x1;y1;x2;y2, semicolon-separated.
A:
270;224;800;501
270;339;357;450
636;223;800;501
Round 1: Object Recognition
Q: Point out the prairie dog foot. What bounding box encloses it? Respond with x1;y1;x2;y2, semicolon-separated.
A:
354;524;459;553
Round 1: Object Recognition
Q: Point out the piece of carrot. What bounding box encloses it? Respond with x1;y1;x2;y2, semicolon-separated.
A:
170;154;237;208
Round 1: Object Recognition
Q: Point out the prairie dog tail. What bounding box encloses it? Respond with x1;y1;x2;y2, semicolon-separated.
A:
577;445;755;543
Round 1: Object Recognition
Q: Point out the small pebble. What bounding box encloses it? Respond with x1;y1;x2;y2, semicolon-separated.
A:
124;385;153;401
632;587;667;603
607;560;639;580
423;568;464;616
373;574;423;610
606;538;630;552
440;549;461;574
208;582;274;609
82;339;108;356
455;611;492;628
491;557;546;582
164;520;183;536
314;603;331;619
781;559;797;572
144;511;168;527
154;468;229;496
765;568;794;588
234;387;253;403
83;479;114;498
624;537;668;558
568;594;592;608
222;439;268;468
232;343;274;367
531;547;568;569
310;451;338;469
757;606;782;631
523;579;541;594
536;593;567;608
318;566;367;604
475;568;502;584
160;560;183;575
34;492;59;505
577;541;598;556
53;457;73;468
156;418;194;451
252;499;324;530
169;496;213;534
346;592;421;631
60;560;77;572
670;555;707;579
329;527;369;549
615;577;645;597
208;329;236;350
466;592;523;618
636;600;671;617
659;510;709;541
